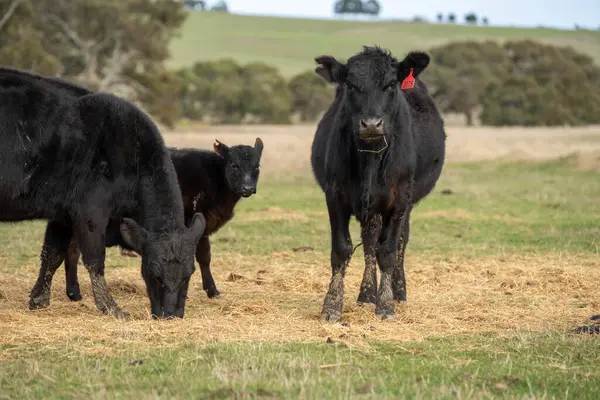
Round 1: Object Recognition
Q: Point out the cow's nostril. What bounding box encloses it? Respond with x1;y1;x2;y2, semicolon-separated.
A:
375;119;383;128
360;119;368;129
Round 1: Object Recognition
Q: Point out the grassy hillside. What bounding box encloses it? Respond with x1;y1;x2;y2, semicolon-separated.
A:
169;12;600;77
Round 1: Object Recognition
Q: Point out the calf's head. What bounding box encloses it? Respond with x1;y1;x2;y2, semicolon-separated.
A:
120;213;206;319
213;138;264;198
315;46;430;144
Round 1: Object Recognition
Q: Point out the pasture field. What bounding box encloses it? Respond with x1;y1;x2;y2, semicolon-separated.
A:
168;12;600;76
1;126;599;399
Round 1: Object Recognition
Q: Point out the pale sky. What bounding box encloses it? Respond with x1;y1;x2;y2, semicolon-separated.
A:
224;0;600;30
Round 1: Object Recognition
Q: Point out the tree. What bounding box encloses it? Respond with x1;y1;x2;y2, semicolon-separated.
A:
362;0;381;16
425;41;508;126
448;13;456;23
183;0;205;10
211;1;228;12
288;70;334;122
177;59;292;124
334;0;380;16
482;17;489;25
436;13;443;23
0;0;62;76
464;12;478;25
0;0;189;128
426;39;600;127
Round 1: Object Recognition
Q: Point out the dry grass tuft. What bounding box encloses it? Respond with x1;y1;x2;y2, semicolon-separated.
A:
0;252;598;360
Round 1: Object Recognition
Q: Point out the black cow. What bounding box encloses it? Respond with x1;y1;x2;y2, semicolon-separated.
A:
0;68;206;318
311;46;446;322
62;138;264;301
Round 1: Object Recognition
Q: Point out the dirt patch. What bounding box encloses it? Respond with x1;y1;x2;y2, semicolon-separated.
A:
0;252;598;359
420;209;472;220
162;125;600;178
243;207;312;223
418;209;521;223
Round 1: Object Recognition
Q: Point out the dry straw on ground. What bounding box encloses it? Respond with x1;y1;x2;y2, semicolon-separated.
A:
0;251;598;360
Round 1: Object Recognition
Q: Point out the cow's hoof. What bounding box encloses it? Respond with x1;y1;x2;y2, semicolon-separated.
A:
320;308;342;323
107;307;130;319
357;293;377;305
29;293;51;310
376;312;397;321
66;290;82;302
375;304;396;321
206;288;221;299
120;249;138;258
572;325;600;335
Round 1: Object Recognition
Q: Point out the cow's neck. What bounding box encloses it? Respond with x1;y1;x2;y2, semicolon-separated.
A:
138;149;186;233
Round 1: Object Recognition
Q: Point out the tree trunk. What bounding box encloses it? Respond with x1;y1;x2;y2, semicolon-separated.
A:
465;110;474;126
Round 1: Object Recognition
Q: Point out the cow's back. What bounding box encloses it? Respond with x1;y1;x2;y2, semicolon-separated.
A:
0;73;80;207
405;80;447;203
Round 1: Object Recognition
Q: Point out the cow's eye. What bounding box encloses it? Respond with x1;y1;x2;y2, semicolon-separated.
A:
231;164;240;170
385;81;398;91
346;82;359;92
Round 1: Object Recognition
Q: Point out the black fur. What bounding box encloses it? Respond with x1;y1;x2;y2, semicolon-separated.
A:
0;67;205;319
311;46;446;322
63;138;264;300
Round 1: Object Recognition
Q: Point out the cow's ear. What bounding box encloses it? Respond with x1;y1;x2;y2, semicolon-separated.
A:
213;139;229;158
120;218;148;252
315;55;347;84
397;51;430;81
254;137;264;157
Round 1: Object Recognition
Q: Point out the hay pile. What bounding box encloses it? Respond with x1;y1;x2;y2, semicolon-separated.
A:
1;251;598;360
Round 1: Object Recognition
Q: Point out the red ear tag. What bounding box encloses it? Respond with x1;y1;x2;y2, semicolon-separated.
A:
401;68;415;90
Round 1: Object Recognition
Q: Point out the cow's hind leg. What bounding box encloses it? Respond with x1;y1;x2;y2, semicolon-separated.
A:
321;196;352;323
196;236;220;298
357;217;380;305
65;239;83;301
74;216;128;318
375;183;412;320
392;212;411;303
29;221;72;309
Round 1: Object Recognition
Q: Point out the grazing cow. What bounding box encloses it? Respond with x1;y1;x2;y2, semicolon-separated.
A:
62;138;264;300
311;46;446;322
0;68;206;318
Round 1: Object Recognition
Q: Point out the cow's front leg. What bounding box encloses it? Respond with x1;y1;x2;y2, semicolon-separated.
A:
74;216;128;319
357;216;380;305
320;196;352;323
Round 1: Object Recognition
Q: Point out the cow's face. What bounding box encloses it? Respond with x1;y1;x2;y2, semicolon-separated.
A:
315;47;430;145
213;138;263;198
120;214;206;319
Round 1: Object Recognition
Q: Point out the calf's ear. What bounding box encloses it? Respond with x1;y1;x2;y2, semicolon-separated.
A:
213;139;229;158
187;213;206;243
315;55;347;84
397;51;430;81
254;137;264;157
120;218;148;252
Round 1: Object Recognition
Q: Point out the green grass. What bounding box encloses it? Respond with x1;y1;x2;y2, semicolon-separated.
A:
1;158;597;269
1;334;599;399
169;12;600;76
1;158;599;399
